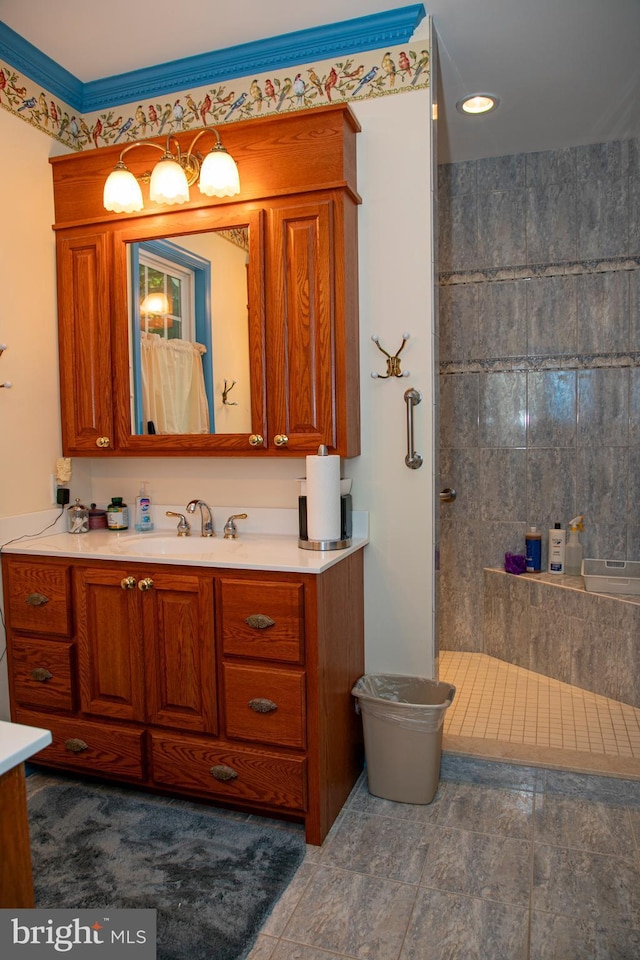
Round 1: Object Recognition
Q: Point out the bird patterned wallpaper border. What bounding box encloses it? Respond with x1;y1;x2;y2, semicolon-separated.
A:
0;42;430;151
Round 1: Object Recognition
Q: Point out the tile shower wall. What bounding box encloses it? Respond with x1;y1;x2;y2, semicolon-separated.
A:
438;138;640;651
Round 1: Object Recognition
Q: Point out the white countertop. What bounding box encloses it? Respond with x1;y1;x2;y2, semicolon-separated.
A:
0;720;52;776
1;507;369;574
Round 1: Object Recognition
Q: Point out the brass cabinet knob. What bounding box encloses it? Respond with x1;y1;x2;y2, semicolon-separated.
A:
138;577;154;592
248;434;264;446
273;434;289;447
120;576;136;590
210;764;238;782
96;436;111;448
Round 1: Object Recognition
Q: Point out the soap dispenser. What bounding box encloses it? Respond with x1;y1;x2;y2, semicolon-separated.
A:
134;481;154;532
565;515;584;576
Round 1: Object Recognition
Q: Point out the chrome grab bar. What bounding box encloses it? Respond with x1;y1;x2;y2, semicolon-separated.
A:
404;387;423;469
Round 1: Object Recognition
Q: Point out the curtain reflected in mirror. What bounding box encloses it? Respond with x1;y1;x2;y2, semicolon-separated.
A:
129;227;251;435
141;334;210;433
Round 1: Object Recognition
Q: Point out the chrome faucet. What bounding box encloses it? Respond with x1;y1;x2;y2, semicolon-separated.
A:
166;511;191;536
186;499;215;537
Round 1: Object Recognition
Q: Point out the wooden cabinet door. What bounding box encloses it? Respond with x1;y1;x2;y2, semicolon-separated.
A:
57;230;114;454
75;566;145;721
267;197;335;453
143;570;217;734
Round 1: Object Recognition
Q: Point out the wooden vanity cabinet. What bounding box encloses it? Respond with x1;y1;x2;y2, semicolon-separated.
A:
1;549;364;845
50;105;361;457
75;565;216;733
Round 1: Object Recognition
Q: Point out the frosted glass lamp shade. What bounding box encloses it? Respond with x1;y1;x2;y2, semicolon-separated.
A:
140;292;170;315
103;167;144;213
199;147;240;197
149;157;190;205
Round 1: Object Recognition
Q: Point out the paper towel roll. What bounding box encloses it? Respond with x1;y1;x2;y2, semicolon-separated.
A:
306;449;341;541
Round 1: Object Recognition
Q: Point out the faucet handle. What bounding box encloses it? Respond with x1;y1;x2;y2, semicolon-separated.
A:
166;511;191;536
223;513;248;539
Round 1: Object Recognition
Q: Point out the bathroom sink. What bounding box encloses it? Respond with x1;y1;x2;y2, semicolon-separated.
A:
110;535;236;558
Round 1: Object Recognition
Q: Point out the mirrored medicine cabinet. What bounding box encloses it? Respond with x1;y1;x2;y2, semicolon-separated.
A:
50;104;362;457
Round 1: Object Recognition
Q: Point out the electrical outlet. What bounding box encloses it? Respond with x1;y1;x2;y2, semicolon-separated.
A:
50;474;57;505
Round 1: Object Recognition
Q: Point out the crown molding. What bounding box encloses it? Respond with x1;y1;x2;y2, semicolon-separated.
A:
0;21;83;110
0;5;425;113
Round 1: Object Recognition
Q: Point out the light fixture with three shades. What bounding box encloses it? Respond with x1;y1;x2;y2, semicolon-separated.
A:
103;127;240;213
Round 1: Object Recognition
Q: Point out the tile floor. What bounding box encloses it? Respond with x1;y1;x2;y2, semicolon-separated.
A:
440;651;640;779
248;758;640;960
247;654;640;960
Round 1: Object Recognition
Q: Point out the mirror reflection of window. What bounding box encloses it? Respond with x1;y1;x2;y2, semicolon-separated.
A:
129;228;252;436
139;252;192;340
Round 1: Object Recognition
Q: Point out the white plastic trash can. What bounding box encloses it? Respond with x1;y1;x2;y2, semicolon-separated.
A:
351;674;456;804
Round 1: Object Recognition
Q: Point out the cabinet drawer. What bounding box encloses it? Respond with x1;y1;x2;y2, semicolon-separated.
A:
14;709;144;781
4;560;72;637
151;732;306;811
11;638;74;712
223;662;306;749
219;579;304;663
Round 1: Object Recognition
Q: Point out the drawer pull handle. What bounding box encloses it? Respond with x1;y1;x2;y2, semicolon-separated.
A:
245;614;275;630
121;576;137;590
25;592;49;607
138;577;154;592
30;667;53;682
65;738;89;754
210;764;238;782
249;697;278;713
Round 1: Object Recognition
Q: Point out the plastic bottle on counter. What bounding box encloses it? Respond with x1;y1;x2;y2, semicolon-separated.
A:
525;526;542;573
548;522;566;574
134;481;154;532
107;496;129;530
565;515;584;576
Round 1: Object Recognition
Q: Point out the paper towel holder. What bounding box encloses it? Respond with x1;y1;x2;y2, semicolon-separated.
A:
298;536;351;551
298;485;352;552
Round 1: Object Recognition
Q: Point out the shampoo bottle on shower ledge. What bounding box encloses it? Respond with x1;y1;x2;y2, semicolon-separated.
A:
548;522;566;574
525;526;542;573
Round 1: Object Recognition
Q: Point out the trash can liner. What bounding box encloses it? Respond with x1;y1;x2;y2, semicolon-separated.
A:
351;674;455;733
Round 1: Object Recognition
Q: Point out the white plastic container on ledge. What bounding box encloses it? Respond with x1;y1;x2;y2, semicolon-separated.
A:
583;559;640;597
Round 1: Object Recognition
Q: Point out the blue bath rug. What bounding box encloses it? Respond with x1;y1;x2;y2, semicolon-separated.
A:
28;779;306;960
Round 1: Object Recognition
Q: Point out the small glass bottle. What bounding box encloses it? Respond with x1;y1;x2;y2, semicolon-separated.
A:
107;496;129;530
68;498;89;534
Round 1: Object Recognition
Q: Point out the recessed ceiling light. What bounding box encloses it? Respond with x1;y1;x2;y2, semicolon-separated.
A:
456;94;500;115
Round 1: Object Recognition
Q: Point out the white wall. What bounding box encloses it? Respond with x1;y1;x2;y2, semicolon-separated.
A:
0;109;64;511
0;86;436;720
0;109;69;718
350;91;436;676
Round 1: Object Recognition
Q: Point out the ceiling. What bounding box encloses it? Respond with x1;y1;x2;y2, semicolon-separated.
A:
0;0;638;163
